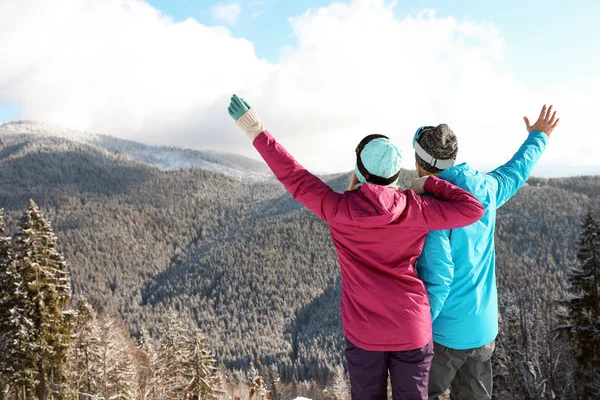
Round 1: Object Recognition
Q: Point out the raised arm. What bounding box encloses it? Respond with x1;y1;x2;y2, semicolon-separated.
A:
412;175;484;230
416;229;454;322
228;95;340;220
488;105;559;208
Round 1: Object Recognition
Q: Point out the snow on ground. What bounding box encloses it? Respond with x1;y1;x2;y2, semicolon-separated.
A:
0;121;271;182
0;120;99;143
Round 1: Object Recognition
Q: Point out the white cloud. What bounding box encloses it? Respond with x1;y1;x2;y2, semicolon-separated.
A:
211;2;242;25
0;0;597;177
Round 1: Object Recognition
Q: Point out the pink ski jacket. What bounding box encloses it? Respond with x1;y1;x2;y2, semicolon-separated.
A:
253;131;484;351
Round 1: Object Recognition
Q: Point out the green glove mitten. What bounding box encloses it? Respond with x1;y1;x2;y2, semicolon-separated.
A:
228;94;251;121
228;94;265;140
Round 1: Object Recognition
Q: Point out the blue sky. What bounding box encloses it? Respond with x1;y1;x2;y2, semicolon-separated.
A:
1;0;598;176
0;104;20;123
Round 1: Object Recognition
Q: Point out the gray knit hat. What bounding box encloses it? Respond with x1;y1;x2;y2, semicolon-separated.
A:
414;124;458;173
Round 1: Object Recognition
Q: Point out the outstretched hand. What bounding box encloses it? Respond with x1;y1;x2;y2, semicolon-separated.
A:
228;94;251;121
228;94;265;140
523;105;559;137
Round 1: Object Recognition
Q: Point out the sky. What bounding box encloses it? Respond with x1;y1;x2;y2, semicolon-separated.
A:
0;0;599;177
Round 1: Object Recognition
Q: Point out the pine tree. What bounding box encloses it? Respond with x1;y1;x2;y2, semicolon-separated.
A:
183;328;222;399
267;364;281;400
0;209;38;398
12;200;74;399
247;362;268;400
0;209;10;393
156;311;189;397
247;362;259;387
65;298;102;399
138;326;156;357
97;312;138;400
138;326;160;400
565;211;600;398
112;349;138;400
330;365;349;400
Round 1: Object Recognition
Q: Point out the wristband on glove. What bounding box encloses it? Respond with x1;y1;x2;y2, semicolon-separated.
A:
236;107;265;141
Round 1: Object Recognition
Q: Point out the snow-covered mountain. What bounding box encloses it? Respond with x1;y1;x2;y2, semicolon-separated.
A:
0;121;271;181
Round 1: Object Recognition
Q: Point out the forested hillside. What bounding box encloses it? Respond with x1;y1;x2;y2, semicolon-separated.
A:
0;126;598;398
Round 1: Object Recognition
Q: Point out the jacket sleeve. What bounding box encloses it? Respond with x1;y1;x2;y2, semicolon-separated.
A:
418;176;485;230
416;229;454;322
252;131;341;220
487;130;548;208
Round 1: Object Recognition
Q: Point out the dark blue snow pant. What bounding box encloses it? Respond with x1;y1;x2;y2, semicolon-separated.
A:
345;338;434;400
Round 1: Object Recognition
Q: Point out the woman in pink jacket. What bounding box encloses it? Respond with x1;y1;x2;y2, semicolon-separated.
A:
228;95;484;400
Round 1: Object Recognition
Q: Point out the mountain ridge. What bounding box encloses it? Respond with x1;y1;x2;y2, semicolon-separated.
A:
0;120;271;180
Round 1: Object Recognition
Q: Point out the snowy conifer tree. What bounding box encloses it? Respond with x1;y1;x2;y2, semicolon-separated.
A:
65;298;102;398
137;326;156;357
0;209;38;398
247;362;259;387
330;365;350;400
183;328;222;399
97;312;138;400
138;326;161;400
267;364;281;400
564;211;600;398
11;200;74;399
156;311;189;397
247;362;268;400
112;349;138;400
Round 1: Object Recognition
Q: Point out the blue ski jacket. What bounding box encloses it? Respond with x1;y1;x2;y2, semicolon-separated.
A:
416;130;548;349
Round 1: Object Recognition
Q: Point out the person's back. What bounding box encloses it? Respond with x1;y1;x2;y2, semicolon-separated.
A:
328;183;479;350
413;106;559;399
421;164;499;348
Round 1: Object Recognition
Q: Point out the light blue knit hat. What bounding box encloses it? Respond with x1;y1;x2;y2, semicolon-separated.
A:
355;137;402;185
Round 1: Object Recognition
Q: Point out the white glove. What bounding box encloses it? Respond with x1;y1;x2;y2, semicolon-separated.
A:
236;108;265;141
410;176;429;195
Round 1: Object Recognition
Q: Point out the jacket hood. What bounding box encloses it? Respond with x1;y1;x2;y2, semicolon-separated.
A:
343;183;407;228
439;163;490;206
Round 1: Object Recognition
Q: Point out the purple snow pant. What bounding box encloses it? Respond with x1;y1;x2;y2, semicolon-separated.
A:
346;338;434;400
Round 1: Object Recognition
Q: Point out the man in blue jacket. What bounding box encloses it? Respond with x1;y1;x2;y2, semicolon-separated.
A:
411;105;559;399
